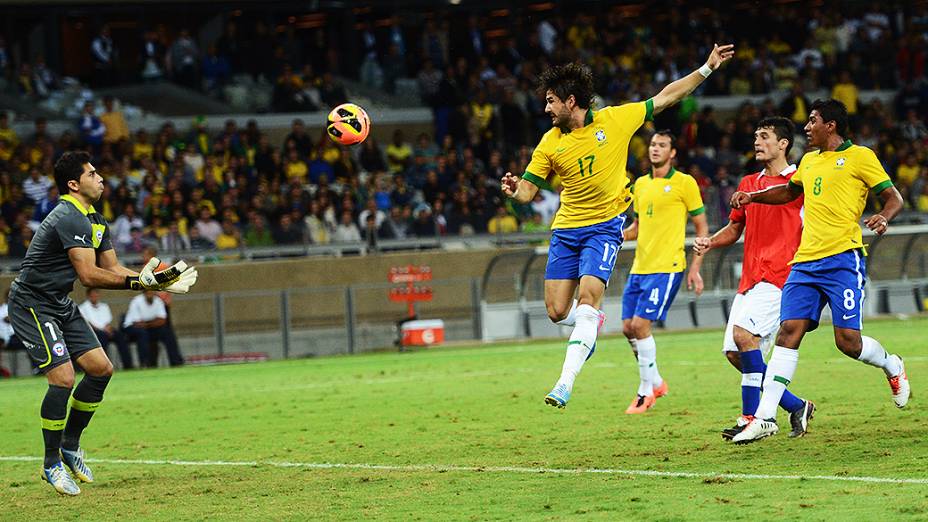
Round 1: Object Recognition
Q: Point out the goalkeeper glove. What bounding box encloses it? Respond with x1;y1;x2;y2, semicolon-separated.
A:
126;257;199;294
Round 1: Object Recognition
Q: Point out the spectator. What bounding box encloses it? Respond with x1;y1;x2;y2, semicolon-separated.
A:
91;25;116;86
243;212;274;247
411;204;437;237
488;205;519;234
112;204;145;250
358;199;386;230
304;200;331;244
140;29;165;81
169;28;199;89
117;290;184;368
194;207;222;243
831;71;859;117
202;44;230;96
101;96;130;144
78;288;117;365
333;209;361;242
78;100;106;152
22;167;53;204
161;221;191;252
188;226;215;250
385;130;412;174
379;206;410;239
273;213;304;245
215;219;241;250
0;112;18;148
31;185;59;224
520;213;547;233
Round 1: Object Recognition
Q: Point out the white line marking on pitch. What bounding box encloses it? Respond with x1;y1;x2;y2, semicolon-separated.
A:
1;456;926;485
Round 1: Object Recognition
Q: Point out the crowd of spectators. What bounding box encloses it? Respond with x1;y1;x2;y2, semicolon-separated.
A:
0;3;927;258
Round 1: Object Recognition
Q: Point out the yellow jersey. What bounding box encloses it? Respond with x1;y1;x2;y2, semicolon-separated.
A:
630;168;705;274
789;141;893;264
524;100;653;229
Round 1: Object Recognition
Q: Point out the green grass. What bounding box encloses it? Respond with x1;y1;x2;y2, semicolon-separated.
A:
1;316;927;520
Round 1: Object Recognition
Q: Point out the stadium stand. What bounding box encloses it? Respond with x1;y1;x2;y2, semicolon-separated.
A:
0;2;927;263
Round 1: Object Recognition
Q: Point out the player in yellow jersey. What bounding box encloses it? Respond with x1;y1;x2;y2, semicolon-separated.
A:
620;130;708;413
730;99;909;444
502;44;734;408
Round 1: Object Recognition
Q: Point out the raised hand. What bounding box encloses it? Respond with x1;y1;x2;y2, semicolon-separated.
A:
707;43;735;71
730;191;752;209
501;172;520;198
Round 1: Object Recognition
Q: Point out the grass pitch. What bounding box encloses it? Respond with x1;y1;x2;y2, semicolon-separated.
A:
1;316;927;520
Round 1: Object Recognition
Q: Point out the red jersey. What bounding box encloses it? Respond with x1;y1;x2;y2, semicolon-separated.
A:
729;165;804;294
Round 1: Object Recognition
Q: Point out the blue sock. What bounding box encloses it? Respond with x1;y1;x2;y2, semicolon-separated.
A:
777;386;805;413
740;350;765;416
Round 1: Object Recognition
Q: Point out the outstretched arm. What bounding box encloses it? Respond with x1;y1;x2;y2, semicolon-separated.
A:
693;220;745;255
730;183;802;208
70;248;136;289
651;44;734;115
97;249;139;278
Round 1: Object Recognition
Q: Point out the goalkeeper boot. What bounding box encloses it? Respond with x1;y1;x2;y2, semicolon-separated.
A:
624;394;655;414
888;356;910;408
788;400;815;438
61;447;94;483
721;415;752;441
42;461;81;496
732;417;778;444
544;384;570;409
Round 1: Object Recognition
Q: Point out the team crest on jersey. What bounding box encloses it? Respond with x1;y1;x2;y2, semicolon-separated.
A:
595;129;607;143
664;185;672;192
836;157;846;168
52;342;66;357
91;223;106;248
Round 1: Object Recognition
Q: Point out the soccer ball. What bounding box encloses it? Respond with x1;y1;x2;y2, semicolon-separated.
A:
326;103;371;146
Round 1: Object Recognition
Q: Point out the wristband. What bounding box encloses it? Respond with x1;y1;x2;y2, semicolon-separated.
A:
698;63;713;78
126;276;143;291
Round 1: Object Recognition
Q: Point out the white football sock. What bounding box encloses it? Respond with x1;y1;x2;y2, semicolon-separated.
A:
858;336;902;377
555;304;599;391
754;346;799;420
555;299;578;326
635;336;656;396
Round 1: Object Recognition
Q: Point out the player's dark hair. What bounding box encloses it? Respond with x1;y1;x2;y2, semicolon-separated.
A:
54;151;91;194
652;129;677;148
810;99;849;137
537;63;594;109
756;116;795;155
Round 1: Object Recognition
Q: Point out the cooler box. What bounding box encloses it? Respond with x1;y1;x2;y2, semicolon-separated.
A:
401;319;445;347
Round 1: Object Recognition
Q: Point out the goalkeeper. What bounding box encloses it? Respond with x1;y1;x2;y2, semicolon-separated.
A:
7;151;198;496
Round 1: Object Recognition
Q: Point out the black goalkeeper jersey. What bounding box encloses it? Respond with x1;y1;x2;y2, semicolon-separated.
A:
13;195;113;309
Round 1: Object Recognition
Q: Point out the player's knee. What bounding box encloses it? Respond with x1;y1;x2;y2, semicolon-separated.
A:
725;351;742;370
622;322;635;339
629;318;651;339
733;329;757;351
834;329;862;358
546;303;569;323
50;371;75;389
775;321;803;347
94;360;115;378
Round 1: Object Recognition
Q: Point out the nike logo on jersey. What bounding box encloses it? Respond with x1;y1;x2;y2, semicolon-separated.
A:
842;314;857;320
555;147;567;153
645;308;656;313
74;234;87;243
598;264;612;271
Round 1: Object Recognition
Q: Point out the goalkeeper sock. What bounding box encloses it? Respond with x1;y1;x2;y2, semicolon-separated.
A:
62;374;111;451
41;385;72;467
555;304;599;392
